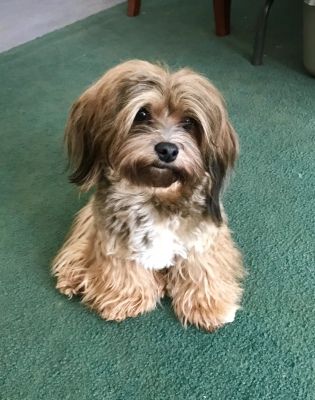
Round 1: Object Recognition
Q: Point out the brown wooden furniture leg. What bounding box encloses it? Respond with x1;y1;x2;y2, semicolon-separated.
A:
128;0;141;17
213;0;231;36
127;0;231;37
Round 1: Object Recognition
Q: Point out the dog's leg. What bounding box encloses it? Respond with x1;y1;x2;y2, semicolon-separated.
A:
53;201;165;320
167;226;244;332
52;202;95;297
81;251;166;321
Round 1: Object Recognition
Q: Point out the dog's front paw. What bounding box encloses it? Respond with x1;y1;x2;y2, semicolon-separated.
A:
173;300;239;332
81;263;166;322
55;274;84;298
56;282;77;298
88;293;160;322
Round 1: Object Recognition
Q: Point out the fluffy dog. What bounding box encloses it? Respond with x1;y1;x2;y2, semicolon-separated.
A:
52;60;244;331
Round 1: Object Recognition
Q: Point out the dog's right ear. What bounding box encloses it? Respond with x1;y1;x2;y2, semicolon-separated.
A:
65;92;103;191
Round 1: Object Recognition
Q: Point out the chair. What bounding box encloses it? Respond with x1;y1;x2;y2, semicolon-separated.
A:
127;0;275;65
127;0;232;36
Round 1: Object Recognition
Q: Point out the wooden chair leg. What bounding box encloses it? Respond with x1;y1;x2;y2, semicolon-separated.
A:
213;0;231;36
128;0;141;17
128;0;232;36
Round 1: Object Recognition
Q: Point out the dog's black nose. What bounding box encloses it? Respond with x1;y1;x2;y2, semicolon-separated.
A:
155;142;179;163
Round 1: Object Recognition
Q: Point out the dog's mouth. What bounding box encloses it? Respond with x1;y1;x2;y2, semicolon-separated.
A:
149;162;175;172
120;161;189;188
145;163;180;187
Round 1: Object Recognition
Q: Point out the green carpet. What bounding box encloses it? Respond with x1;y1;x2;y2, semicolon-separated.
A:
1;0;314;399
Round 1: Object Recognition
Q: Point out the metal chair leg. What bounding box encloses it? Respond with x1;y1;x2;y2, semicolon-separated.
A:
251;0;275;65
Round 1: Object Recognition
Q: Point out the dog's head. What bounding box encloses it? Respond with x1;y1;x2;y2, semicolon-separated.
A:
65;60;238;224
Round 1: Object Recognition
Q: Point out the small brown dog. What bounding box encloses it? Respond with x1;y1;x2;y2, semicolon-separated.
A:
52;60;244;331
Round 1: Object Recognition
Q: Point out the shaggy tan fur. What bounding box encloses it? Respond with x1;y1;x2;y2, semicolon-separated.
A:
54;201;165;320
52;60;244;332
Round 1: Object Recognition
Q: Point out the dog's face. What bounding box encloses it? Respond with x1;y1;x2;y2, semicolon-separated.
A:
113;102;204;189
65;60;238;224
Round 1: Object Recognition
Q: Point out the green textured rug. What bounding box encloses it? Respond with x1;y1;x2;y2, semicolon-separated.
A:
1;1;314;399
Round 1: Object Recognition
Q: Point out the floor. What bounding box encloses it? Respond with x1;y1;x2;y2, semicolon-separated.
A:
0;0;124;52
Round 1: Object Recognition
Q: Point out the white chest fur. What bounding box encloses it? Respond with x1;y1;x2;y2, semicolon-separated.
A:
130;221;186;269
127;212;217;270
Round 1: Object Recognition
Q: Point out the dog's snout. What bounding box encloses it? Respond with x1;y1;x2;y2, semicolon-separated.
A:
155;142;178;163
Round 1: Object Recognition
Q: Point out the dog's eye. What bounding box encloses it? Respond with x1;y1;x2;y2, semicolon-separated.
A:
134;107;151;123
182;117;196;131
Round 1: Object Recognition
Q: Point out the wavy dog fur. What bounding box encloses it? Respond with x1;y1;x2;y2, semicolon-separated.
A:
52;60;244;331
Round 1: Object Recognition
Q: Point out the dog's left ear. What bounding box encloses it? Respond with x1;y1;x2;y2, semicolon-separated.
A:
65;90;104;191
206;118;238;225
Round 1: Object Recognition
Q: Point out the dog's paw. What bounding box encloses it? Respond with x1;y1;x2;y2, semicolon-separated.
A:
82;287;162;322
99;305;146;322
174;301;239;332
56;281;78;298
95;296;159;322
220;305;238;324
55;274;84;298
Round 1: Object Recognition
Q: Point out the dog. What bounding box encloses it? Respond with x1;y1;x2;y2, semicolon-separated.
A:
52;60;244;332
